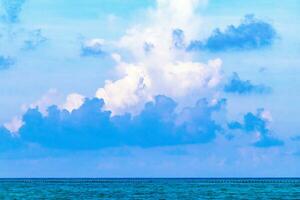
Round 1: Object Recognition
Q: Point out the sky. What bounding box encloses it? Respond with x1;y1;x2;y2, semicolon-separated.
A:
0;0;300;178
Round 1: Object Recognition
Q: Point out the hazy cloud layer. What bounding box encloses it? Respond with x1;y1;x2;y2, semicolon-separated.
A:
0;0;26;23
0;56;14;70
22;29;47;50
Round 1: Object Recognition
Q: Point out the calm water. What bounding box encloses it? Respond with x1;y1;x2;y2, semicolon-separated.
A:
1;178;300;199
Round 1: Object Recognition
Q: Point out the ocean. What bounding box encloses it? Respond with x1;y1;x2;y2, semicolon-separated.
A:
1;178;300;199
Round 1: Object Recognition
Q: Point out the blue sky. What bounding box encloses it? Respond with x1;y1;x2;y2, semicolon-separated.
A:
0;0;300;177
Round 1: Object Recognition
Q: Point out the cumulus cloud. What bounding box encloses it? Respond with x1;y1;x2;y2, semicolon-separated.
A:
4;116;23;134
4;94;284;151
96;58;222;115
3;89;64;134
228;109;283;148
96;0;222;115
5;90;83;134
0;55;14;70
81;38;106;57
0;0;26;23
0;0;284;154
224;72;271;94
188;14;277;52
22;89;63;116
63;93;85;112
15;95;224;150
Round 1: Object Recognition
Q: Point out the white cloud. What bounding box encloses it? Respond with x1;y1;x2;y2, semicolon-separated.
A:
22;89;85;114
96;62;152;115
3;89;62;134
260;109;272;122
63;93;85;112
81;38;106;56
83;38;104;49
23;89;62;116
4;90;84;133
4;116;24;134
9;0;221;119
96;0;222;115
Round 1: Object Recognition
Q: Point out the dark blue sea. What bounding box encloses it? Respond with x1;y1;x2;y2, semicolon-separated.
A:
1;178;300;199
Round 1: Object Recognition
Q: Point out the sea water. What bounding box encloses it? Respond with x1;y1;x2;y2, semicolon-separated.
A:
1;178;300;199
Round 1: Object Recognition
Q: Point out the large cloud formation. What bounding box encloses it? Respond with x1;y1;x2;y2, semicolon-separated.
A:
95;0;222;115
5;96;224;150
188;14;277;52
1;0;282;153
1;94;283;151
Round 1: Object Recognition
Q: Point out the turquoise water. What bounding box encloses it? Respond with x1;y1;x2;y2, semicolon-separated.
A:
1;178;300;199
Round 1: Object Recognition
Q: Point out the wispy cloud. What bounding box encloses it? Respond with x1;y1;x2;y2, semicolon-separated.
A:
0;0;26;23
291;136;300;141
224;72;271;94
22;29;47;51
0;55;14;70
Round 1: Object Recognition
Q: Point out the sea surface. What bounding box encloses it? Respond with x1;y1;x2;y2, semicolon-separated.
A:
1;178;300;199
